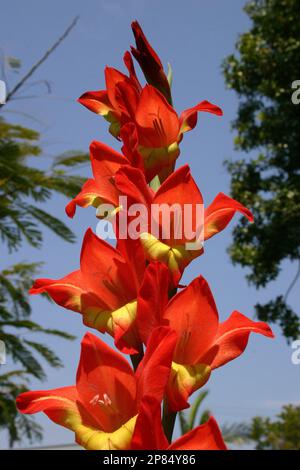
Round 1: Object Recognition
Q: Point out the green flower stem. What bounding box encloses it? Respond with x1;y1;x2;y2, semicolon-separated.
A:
162;400;177;443
130;347;144;371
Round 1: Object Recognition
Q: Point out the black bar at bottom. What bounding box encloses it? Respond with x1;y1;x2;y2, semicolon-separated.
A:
0;449;297;468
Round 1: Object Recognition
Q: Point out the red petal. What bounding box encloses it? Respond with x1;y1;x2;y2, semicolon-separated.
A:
115;165;154;207
90;140;128;180
131;21;163;68
136;326;177;405
154;165;203;246
80;229;136;307
117;237;147;292
16;386;80;429
131;21;172;104
65;179;115;218
78;90;113;116
29;270;102;313
131;396;169;450
179;100;223;134
105;67;128;111
164;276;219;364
204;192;254;241
115;80;140;120
123;51;142;92
66;140;128;218
76;332;136;432
30;229;137;318
120;123;145;173
135;85;179;148
201;310;274;369
168;416;227;450
137;262;170;344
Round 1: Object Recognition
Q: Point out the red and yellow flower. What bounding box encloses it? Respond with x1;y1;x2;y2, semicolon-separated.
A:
78;52;141;138
78;22;222;182
133;84;222;181
17;328;177;450
16;20;275;452
30;229;146;354
137;262;274;411
65;140;128;218
115;164;253;284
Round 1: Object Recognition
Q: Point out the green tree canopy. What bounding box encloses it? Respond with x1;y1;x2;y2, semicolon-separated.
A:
250;405;300;449
223;0;300;341
178;390;250;447
0;117;88;446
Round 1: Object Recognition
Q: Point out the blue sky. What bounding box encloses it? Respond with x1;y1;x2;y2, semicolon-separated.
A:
1;0;299;449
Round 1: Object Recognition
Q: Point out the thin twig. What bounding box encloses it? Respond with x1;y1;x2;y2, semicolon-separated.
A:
284;258;300;302
0;16;79;108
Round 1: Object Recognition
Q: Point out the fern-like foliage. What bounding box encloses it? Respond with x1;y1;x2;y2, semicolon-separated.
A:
0;117;89;251
0;116;89;446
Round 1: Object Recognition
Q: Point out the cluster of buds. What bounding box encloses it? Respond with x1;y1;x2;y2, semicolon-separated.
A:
16;22;274;450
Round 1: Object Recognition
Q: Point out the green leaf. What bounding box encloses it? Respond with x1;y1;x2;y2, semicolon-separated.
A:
26;205;75;243
188;390;210;430
24;340;63;368
178;411;189;435
53;151;90;168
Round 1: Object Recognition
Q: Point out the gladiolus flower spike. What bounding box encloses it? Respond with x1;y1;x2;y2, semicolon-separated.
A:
17;21;274;451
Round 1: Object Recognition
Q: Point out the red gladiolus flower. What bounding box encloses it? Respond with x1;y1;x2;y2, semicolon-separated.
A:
79;61;221;182
15;19;277;452
115;164;253;284
16;328;177;450
130;20;172;105
78;80;221;183
78;52;141;138
29;229;146;354
65;140;128;218
137;262;274;412
65;135;149;218
132;396;227;450
133;84;222;181
66;121;176;219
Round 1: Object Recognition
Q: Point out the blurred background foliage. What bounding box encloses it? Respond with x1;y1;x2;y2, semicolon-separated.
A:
223;0;300;341
180;391;300;450
0;18;89;446
1;0;300;449
249;405;300;449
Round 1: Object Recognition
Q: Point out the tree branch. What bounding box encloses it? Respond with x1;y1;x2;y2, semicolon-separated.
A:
284;258;300;303
0;15;79;108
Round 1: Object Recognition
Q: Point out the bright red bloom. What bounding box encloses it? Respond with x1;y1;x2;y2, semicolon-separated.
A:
79;60;221;182
137;263;274;412
79;80;221;183
131;20;172;105
65;135;149;218
132;84;222;181
30;229;146;354
78;52;141;138
132;396;226;450
115;164;253;284
65;140;128;218
16;328;177;450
